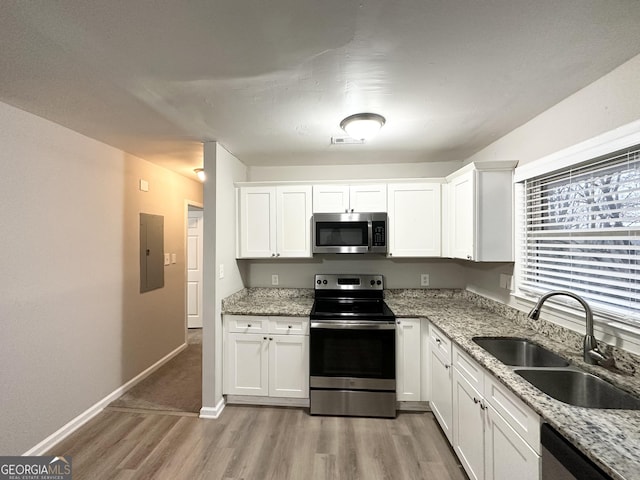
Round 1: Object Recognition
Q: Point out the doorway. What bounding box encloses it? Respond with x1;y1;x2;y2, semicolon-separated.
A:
187;206;204;329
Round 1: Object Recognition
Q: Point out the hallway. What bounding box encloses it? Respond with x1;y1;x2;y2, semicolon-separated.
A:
108;329;202;415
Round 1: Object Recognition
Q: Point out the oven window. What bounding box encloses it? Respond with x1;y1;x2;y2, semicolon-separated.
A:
310;328;395;379
315;221;368;247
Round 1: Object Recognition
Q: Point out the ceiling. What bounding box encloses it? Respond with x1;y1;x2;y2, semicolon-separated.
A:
2;1;640;180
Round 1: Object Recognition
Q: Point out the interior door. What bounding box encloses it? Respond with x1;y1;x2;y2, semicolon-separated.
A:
187;208;203;328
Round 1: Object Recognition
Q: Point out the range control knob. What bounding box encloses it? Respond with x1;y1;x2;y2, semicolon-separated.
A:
370;280;376;286
376;280;382;285
323;280;328;285
316;280;321;285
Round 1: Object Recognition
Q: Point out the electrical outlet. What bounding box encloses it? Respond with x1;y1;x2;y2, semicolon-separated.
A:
420;274;430;287
271;274;279;286
219;264;224;279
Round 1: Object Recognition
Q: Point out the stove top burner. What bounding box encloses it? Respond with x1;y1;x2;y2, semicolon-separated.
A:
310;274;395;321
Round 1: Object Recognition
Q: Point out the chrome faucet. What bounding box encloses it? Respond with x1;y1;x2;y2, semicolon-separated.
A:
528;290;614;368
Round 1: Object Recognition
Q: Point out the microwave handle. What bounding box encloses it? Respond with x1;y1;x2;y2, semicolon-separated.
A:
367;220;373;251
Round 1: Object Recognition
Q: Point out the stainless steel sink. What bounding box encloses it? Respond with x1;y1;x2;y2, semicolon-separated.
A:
472;336;570;367
515;368;640;410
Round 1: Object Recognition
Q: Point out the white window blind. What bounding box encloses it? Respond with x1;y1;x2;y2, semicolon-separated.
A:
519;145;640;325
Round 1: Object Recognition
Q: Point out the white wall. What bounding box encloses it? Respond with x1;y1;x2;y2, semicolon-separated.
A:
201;142;247;413
462;53;640;307
248;161;461;182
465;53;640;168
0;101;202;454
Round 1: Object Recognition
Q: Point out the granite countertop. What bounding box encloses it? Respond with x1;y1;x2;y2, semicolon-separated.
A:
222;287;640;480
221;288;314;317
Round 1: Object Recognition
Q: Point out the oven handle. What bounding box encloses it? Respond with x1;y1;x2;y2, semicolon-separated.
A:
311;321;396;330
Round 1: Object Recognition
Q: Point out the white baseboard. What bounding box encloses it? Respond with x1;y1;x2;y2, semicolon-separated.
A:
397;401;430;412
199;397;226;419
225;395;309;408
24;342;188;456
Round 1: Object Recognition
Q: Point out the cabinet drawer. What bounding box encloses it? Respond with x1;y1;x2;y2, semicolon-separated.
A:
226;315;269;333
484;374;540;454
429;325;451;361
269;317;309;335
453;345;484;393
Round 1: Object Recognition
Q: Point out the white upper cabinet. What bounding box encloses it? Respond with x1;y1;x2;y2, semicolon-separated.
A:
313;184;387;213
237;186;276;258
276;186;313;258
349;184;387;212
312;184;350;213
237;185;312;258
445;161;517;262
387;182;441;257
449;171;475;260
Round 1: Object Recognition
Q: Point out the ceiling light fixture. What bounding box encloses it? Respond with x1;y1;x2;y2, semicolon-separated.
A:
194;168;206;181
340;113;386;141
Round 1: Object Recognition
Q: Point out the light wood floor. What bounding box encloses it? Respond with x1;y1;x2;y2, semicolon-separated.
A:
48;406;467;480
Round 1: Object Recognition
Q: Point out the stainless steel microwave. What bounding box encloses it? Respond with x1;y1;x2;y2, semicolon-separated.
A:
312;212;387;254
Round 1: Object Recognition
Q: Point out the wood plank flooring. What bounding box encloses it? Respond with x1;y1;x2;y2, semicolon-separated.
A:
48;406;467;480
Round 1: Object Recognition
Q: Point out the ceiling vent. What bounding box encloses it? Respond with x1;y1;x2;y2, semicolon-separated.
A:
331;136;365;145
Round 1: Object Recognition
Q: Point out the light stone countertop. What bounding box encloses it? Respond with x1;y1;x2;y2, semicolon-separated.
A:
221;287;640;480
221;288;314;317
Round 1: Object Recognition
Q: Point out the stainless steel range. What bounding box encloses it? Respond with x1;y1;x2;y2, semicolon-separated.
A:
309;274;396;418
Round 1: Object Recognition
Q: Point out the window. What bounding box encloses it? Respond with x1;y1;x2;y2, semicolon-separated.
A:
518;144;640;325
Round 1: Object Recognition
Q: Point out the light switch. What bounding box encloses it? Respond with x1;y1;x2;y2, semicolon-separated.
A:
219;264;224;279
139;179;149;192
171;253;177;264
164;253;170;266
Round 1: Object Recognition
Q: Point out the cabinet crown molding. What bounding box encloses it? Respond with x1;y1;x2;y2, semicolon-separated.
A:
445;161;518;182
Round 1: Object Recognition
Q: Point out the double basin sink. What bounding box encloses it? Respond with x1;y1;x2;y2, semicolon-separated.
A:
472;337;640;410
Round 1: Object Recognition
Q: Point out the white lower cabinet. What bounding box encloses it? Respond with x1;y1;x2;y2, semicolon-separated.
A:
452;345;540;480
396;318;422;401
485;403;540;480
429;325;453;443
453;364;486;480
224;316;309;399
268;335;308;397
226;332;269;396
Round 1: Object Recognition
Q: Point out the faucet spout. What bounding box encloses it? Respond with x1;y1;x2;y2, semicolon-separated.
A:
528;290;613;368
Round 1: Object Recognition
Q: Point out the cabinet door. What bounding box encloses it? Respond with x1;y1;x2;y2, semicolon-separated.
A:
349;184;387;212
453;367;486;480
225;333;268;396
268;335;309;398
276;186;312;258
430;347;453;444
449;171;475;260
396;318;422;401
312;185;350;213
485;404;540;480
237;187;276;258
387;183;441;257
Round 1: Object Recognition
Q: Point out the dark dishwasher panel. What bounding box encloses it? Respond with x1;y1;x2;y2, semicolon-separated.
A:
541;423;611;480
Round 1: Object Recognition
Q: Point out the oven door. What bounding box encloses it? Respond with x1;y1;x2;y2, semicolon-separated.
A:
310;321;396;391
